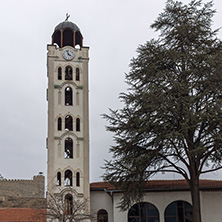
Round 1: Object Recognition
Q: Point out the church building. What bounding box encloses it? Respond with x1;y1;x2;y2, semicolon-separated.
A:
1;18;222;222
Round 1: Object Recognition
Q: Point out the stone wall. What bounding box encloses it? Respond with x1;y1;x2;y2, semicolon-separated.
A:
0;174;44;198
0;174;46;208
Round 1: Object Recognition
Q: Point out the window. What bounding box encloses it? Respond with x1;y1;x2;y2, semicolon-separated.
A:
65;115;73;131
76;118;80;131
76;68;80;81
65;194;73;215
53;30;61;48
76;172;80;187
97;209;108;222
58;67;62;80
165;201;192;222
128;202;159;222
64;138;73;159
65;66;73;80
64;170;73;186
65;87;73;106
58;117;62;131
63;30;74;47
57;172;61;186
75;31;82;47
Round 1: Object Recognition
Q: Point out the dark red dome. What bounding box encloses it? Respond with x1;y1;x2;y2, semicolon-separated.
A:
54;21;81;32
52;20;83;48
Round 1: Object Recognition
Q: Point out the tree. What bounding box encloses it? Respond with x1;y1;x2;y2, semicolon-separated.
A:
103;1;222;222
35;191;93;222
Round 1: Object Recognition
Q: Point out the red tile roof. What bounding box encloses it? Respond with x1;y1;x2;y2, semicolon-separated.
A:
0;208;46;222
90;180;222;192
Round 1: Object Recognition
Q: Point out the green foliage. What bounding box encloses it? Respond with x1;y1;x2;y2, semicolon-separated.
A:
103;0;222;211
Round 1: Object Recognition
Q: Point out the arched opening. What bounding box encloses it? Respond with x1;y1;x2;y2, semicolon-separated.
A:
64;170;73;186
128;202;159;222
65;66;73;80
165;201;192;222
64;138;73;159
65;115;73;131
76;68;80;81
76;172;80;187
58;117;62;131
65;194;73;215
57;172;61;186
63;29;74;47
75;31;82;47
65;87;73;106
97;209;108;222
58;67;62;80
53;31;61;48
76;118;80;131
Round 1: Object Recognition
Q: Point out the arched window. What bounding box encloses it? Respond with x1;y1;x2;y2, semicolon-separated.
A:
128;202;159;222
65;87;73;106
58;117;62;131
97;209;108;222
165;201;192;222
75;31;82;47
53;30;61;48
65;115;73;131
63;30;74;47
64;138;73;159
76;68;80;81
57;172;61;186
58;67;62;80
76;172;80;187
64;170;73;186
65;66;73;80
76;118;80;131
65;194;73;215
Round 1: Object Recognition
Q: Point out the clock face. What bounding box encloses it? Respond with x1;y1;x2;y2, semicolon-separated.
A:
63;49;74;60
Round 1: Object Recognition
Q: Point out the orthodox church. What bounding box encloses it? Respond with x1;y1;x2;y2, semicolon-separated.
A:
0;18;222;222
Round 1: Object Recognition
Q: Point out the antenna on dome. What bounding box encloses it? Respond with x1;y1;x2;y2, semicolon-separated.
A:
65;13;70;21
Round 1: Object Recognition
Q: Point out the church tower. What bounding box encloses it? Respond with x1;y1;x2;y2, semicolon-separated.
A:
46;17;90;208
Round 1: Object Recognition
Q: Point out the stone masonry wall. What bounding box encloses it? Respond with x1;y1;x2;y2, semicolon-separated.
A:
0;174;46;208
0;174;44;198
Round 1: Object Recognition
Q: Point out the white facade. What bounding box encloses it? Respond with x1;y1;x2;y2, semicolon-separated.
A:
90;186;222;222
47;20;90;205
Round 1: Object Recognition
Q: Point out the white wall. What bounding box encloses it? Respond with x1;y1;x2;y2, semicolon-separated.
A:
90;191;113;222
90;189;222;222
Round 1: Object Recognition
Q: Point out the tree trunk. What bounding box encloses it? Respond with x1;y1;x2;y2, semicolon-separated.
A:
190;176;202;222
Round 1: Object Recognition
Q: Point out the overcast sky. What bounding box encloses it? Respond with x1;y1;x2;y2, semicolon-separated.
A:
0;0;222;183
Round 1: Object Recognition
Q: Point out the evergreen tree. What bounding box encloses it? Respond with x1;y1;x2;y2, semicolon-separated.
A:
103;1;222;221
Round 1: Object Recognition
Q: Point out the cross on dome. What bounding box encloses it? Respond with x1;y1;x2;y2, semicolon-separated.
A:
65;13;70;21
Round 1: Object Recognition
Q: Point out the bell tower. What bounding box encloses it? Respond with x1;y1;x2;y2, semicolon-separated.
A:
46;17;90;207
